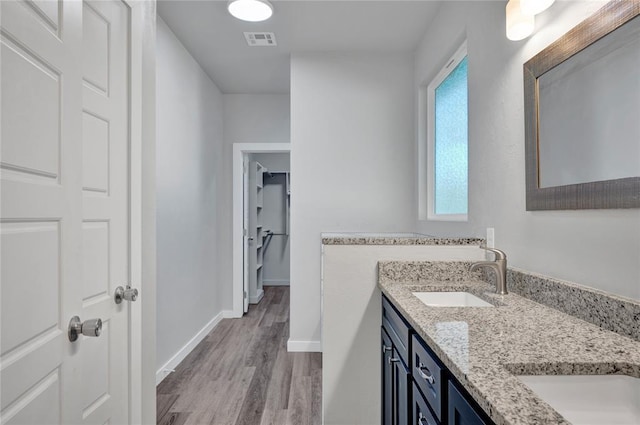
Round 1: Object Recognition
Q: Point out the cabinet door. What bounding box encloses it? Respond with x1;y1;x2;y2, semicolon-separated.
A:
448;381;487;425
382;328;393;425
392;348;410;425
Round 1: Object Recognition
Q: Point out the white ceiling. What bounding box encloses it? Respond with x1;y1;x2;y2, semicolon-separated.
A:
158;1;442;94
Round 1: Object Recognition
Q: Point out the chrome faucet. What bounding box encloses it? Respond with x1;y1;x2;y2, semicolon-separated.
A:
470;247;508;295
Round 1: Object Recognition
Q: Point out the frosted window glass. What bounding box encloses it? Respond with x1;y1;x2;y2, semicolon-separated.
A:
434;57;468;215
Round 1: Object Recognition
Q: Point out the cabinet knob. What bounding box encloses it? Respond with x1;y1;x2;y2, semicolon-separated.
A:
388;357;400;365
382;344;392;354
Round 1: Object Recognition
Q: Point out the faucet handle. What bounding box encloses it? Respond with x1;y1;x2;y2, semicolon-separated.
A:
479;246;506;260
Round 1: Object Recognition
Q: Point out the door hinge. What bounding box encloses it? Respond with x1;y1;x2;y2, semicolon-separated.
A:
244;291;247;298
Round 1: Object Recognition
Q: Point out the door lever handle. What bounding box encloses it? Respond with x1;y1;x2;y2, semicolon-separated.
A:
114;285;139;304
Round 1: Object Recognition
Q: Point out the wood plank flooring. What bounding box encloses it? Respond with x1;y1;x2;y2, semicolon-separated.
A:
157;287;322;425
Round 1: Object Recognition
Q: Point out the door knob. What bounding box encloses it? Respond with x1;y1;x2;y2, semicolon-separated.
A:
114;285;139;304
68;316;102;342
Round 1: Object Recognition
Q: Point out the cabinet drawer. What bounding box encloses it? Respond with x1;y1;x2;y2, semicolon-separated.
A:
382;296;410;363
413;383;439;425
411;334;444;421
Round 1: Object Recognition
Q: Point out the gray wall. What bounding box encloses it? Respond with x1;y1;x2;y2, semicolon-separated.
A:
413;0;640;300
290;53;415;349
252;153;290;173
156;18;225;370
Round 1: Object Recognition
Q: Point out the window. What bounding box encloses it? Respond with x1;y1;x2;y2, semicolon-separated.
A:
419;42;468;221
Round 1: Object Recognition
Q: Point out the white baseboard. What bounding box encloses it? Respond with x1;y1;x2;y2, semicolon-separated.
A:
263;279;290;286
249;289;264;304
156;311;224;385
287;339;322;352
222;309;236;318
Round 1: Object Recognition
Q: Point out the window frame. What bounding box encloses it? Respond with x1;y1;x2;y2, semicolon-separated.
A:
419;41;469;222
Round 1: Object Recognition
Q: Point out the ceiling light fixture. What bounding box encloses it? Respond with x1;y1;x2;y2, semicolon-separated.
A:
506;0;535;41
520;0;555;16
228;0;273;22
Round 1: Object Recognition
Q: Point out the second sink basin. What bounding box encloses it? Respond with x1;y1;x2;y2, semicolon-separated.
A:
412;292;494;307
517;374;640;424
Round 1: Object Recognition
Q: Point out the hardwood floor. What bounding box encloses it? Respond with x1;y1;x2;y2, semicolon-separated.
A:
157;287;322;425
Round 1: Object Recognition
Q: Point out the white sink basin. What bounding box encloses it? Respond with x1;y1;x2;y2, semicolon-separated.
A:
412;292;494;307
518;374;640;424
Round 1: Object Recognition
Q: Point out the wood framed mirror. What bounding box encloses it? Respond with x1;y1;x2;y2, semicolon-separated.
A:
524;0;640;210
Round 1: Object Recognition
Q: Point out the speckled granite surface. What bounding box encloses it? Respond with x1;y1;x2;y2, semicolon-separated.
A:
378;261;640;425
382;261;640;342
508;268;640;342
379;261;490;284
321;235;484;246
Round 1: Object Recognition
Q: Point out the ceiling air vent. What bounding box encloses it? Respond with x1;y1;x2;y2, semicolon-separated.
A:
244;32;277;47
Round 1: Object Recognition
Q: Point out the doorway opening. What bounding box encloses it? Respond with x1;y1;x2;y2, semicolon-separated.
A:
232;143;291;317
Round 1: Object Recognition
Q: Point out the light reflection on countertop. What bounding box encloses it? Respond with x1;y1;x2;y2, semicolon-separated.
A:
434;321;470;375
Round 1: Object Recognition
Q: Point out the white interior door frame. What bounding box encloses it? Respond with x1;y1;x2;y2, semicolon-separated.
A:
243;154;250;313
123;1;156;424
232;143;290;317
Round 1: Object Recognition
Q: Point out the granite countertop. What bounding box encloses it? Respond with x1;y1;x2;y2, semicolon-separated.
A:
378;267;640;425
321;232;484;246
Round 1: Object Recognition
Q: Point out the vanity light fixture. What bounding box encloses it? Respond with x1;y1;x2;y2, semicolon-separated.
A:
506;0;535;41
228;0;273;22
520;0;555;16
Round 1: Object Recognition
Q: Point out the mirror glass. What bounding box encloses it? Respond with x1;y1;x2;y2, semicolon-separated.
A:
524;0;640;210
537;15;640;188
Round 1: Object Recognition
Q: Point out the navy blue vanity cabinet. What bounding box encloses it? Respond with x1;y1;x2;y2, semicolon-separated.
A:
382;328;393;425
412;334;444;421
381;297;412;425
413;382;439;425
382;297;410;361
448;381;487;425
382;295;495;425
391;347;410;425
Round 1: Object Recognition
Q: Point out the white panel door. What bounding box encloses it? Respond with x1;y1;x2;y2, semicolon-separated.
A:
1;1;132;424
